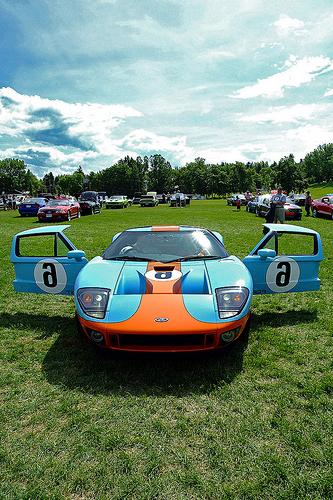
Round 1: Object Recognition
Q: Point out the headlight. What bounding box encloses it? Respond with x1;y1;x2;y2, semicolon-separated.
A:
77;288;110;319
215;287;249;319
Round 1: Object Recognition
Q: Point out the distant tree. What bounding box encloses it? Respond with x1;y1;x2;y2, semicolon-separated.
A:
55;167;85;195
303;143;333;183
147;154;173;193
42;172;56;193
0;158;27;193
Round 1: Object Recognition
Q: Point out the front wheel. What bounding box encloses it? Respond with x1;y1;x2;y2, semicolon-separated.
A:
312;209;317;218
77;210;81;219
67;211;71;221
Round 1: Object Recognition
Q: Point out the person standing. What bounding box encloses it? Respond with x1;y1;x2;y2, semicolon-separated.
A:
272;186;286;223
235;196;241;211
305;191;312;217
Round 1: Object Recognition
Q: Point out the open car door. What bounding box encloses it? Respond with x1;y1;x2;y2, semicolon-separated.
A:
243;224;323;295
11;225;88;295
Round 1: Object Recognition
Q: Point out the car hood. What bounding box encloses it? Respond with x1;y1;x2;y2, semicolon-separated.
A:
284;202;301;209
40;205;68;211
74;256;253;325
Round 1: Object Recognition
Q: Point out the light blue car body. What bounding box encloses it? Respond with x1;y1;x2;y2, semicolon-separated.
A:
10;224;323;325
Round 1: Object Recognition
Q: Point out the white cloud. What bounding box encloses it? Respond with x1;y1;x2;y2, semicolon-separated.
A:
273;15;306;37
119;129;193;163
193;143;268;164
0;87;196;171
239;103;326;124
324;88;333;97
285;124;333;150
0;87;142;151
199;48;235;61
232;55;333;99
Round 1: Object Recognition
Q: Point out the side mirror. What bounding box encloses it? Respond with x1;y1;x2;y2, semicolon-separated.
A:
67;249;86;261
258;248;276;259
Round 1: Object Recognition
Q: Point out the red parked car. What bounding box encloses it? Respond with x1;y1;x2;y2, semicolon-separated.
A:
311;195;333;220
37;198;81;222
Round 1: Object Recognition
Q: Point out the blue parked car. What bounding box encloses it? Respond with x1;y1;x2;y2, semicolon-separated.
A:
19;198;47;217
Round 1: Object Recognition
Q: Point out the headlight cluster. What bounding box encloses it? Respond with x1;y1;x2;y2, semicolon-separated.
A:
215;287;249;319
77;288;110;319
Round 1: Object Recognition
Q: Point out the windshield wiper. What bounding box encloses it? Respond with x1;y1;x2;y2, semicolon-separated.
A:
176;255;223;262
108;256;154;262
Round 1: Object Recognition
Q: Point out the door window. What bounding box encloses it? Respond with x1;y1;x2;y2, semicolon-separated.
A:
17;234;72;257
257;232;317;256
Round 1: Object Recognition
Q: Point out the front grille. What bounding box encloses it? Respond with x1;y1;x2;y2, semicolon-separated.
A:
118;333;207;348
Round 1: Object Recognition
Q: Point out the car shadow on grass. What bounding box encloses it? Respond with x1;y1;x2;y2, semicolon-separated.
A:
1;309;317;396
252;309;317;328
0;312;247;396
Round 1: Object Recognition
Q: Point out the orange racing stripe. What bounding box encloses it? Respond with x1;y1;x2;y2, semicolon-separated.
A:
152;226;179;232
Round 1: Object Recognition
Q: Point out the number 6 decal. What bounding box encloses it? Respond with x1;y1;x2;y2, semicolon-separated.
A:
34;259;67;293
266;257;300;293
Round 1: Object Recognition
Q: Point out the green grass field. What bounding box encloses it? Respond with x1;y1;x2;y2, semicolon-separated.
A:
0;200;332;499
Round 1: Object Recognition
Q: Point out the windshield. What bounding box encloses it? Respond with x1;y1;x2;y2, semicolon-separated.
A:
47;200;70;206
23;198;43;204
110;196;123;201
103;230;228;262
80;192;96;201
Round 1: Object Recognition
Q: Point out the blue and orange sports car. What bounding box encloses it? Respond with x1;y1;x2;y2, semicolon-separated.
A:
11;224;323;352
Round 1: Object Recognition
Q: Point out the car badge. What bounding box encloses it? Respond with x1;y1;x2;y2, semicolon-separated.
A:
155;317;169;323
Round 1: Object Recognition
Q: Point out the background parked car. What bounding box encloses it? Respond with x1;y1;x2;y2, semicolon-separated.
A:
256;195;302;220
19;197;47;216
78;191;101;215
97;191;107;207
170;193;187;207
227;194;247;206
290;193;306;206
191;194;206;200
132;192;142;204
105;195;129;209
0;198;8;210
140;193;159;207
246;196;260;213
38;198;81;222
311;195;333;219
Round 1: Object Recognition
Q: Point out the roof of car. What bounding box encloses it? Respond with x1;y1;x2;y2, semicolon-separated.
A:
263;224;318;235
15;225;70;237
126;226;202;232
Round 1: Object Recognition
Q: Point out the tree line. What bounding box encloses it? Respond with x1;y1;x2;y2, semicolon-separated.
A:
1;143;333;197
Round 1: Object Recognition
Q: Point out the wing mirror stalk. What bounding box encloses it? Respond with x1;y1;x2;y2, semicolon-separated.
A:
67;250;86;261
258;249;276;259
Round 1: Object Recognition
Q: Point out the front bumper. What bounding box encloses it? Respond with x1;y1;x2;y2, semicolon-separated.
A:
19;210;39;216
77;313;250;352
38;212;67;221
106;203;124;208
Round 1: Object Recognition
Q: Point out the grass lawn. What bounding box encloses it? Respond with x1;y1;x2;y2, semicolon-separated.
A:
0;200;332;499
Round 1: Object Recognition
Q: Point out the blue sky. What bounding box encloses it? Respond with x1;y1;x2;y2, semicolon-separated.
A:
1;0;333;176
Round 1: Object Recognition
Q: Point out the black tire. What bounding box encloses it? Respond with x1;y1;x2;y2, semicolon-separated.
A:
312;209;317;218
77;210;81;219
67;211;71;221
239;315;252;344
